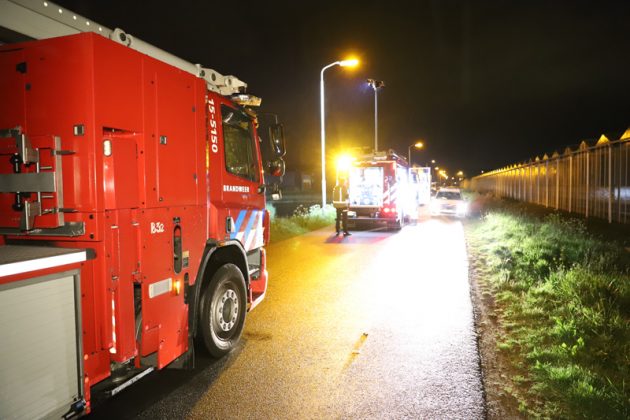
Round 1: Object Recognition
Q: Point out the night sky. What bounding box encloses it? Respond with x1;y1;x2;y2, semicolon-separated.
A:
50;1;630;176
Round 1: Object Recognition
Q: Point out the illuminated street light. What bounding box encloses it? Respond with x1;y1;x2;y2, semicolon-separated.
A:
438;170;448;180
367;78;385;152
407;141;424;166
320;58;359;208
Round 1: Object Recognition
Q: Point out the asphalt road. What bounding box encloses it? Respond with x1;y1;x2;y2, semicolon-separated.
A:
90;217;485;419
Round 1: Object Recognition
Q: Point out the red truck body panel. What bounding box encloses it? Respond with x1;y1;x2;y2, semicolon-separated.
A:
0;32;269;410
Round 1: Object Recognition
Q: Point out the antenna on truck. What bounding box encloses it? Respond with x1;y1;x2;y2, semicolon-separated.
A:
0;0;247;95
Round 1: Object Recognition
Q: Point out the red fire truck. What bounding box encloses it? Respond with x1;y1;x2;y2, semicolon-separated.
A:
0;1;285;418
345;149;411;230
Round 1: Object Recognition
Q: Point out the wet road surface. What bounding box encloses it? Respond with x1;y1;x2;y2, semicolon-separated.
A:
90;217;484;419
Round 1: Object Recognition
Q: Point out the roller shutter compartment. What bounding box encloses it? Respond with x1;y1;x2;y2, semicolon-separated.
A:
0;270;83;420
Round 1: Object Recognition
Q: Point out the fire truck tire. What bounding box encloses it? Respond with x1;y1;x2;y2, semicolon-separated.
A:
199;263;247;358
389;220;403;230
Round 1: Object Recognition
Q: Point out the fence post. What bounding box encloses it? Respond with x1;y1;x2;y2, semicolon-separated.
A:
569;154;573;213
536;163;540;204
524;167;527;202
586;151;590;218
619;144;624;223
520;168;523;201
545;160;549;207
528;163;534;203
556;159;560;210
608;144;612;223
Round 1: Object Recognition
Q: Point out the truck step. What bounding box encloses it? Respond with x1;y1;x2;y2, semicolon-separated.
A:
94;366;155;398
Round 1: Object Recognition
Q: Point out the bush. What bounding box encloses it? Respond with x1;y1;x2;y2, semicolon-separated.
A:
268;204;336;243
466;206;630;419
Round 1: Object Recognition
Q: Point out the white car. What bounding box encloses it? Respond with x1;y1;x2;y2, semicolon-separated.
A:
430;187;468;217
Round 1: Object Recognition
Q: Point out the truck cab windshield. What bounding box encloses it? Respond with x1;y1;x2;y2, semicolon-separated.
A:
222;105;259;182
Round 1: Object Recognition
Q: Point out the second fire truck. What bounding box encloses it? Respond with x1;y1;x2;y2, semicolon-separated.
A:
344;149;411;229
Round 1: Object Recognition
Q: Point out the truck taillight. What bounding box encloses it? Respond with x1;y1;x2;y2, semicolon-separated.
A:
382;206;397;216
263;209;270;244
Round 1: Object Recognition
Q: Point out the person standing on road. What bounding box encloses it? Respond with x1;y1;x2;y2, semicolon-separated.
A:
332;177;351;237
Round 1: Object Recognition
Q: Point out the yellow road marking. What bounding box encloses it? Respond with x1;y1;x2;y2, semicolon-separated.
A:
343;332;369;369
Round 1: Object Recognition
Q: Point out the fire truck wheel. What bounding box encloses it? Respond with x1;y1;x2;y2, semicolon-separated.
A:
199;263;247;358
389;220;403;230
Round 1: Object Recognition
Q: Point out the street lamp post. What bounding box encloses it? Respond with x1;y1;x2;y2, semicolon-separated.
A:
439;170;448;186
367;79;385;153
407;141;424;166
320;58;358;208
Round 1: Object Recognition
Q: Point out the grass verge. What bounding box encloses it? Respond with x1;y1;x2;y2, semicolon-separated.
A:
268;204;335;243
465;196;630;419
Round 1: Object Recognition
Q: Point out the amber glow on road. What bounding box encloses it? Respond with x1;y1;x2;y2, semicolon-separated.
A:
181;216;483;418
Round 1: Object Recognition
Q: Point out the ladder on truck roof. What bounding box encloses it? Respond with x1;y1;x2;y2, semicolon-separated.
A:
0;0;247;95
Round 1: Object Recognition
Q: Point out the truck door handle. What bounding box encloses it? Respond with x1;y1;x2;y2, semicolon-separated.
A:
257;185;266;194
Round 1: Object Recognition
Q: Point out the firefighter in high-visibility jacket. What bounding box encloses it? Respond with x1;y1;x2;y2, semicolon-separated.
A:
332;178;351;236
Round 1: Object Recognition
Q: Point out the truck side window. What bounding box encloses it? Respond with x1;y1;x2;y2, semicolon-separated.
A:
222;105;259;182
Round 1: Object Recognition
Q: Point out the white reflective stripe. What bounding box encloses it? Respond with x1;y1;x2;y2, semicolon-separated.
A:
245;212;263;250
388;183;398;204
257;213;264;247
0;251;86;277
149;278;172;298
245;230;254;250
255;217;264;248
244;212;257;250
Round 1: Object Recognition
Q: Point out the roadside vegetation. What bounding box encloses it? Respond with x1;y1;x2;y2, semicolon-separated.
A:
465;195;630;419
268;204;335;243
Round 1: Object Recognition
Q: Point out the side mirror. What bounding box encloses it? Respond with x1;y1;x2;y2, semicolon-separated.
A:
269;123;286;157
268;158;285;177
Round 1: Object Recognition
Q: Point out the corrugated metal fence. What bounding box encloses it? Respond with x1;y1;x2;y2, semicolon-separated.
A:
470;130;630;224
